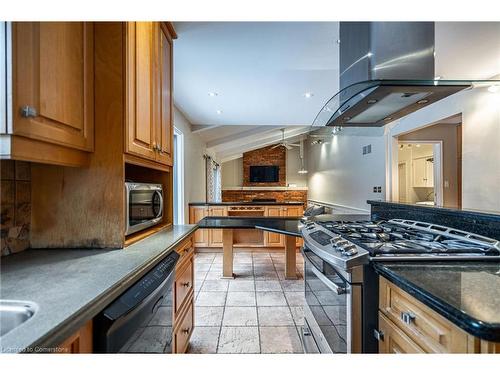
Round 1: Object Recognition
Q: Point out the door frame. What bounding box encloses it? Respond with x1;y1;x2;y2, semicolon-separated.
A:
394;140;443;206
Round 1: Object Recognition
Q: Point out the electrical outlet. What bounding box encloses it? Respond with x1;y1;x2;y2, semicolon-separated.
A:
373;186;377;193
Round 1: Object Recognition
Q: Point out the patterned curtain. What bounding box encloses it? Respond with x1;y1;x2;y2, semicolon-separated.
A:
205;155;221;202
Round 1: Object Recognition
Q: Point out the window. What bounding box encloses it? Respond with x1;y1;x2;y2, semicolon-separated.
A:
173;127;184;224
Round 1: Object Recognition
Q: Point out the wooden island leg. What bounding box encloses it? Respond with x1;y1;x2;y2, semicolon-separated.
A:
285;235;297;280
222;229;234;279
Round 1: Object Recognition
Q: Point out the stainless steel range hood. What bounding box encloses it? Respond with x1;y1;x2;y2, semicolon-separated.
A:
312;22;492;127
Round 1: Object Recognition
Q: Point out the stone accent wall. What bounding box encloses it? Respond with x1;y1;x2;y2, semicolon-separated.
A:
243;145;286;187
1;161;31;256
222;190;307;206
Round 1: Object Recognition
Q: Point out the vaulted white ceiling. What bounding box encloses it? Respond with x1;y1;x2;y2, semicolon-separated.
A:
173;22;340;127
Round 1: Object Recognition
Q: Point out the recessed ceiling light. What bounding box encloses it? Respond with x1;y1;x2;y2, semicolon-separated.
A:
208;92;218;97
303;92;314;98
434;76;442;81
417;99;429;105
488;85;499;93
384;117;393;121
298;169;308;174
367;99;378;104
216;109;223;115
343;116;351;121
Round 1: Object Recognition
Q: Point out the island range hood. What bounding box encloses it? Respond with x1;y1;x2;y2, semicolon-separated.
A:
312;22;492;128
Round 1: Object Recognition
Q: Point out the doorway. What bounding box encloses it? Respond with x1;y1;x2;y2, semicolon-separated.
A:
397;142;441;205
392;115;462;208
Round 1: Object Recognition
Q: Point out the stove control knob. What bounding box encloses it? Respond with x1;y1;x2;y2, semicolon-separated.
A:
330;236;343;244
342;247;358;257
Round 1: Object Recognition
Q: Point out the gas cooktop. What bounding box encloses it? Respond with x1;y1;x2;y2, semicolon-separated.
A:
316;219;500;258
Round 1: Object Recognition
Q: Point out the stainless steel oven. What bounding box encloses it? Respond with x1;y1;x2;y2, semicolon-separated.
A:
125;182;163;235
301;246;364;353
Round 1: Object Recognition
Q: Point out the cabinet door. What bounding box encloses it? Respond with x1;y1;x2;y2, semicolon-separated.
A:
284;206;302;217
412;158;427;187
265;206;284;247
156;23;173;166
12;22;94;151
125;22;157;161
58;320;93;353
378;313;423;354
208;206;227;247
189;206;209;247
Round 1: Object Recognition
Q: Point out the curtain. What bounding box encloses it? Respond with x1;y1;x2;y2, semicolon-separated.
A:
205;155;221;202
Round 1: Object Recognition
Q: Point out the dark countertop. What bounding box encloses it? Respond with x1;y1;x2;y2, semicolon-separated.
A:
367;200;500;218
189;201;304;206
197;216;303;237
0;225;197;353
196;214;371;237
373;261;500;342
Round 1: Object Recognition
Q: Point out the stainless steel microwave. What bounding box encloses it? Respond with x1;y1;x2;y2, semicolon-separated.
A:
125;182;163;235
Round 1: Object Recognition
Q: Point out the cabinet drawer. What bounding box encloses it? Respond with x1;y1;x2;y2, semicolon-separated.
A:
378;313;424;354
175;236;194;267
173;301;193;354
174;257;193;316
379;277;468;353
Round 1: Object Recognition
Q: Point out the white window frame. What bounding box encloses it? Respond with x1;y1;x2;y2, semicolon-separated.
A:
173;127;185;225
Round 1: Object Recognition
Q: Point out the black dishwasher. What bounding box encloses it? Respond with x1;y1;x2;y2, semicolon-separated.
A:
94;250;179;353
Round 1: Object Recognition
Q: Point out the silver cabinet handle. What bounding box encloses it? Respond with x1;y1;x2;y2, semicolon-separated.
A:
20;105;37;118
373;329;385;342
401;311;416;325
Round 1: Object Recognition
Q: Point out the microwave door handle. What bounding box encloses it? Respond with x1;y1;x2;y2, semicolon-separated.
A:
302;249;346;295
155;191;164;219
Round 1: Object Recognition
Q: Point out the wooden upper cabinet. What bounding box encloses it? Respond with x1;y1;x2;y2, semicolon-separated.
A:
156;23;174;166
11;22;94;152
125;22;175;167
125;22;157;162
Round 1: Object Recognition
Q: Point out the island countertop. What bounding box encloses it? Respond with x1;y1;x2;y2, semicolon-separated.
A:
0;225;197;353
197;216;304;237
373;261;500;342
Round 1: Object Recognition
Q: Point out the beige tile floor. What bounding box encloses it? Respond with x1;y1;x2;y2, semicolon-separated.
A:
188;251;305;354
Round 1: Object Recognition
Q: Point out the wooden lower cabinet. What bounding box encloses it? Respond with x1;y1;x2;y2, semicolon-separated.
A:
378;276;499;354
58;320;93;353
172;299;193;354
173;235;195;353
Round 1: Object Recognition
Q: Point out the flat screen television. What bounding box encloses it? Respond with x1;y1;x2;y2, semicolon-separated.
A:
249;165;279;183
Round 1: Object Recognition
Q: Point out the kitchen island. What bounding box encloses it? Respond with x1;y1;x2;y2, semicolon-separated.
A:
197;216;303;279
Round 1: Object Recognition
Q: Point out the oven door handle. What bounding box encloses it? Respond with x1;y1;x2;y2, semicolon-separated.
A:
302;248;346;295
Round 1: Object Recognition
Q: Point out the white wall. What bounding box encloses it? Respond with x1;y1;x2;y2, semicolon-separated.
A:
305;129;386;211
286;147;308;187
387;86;500;212
221;158;243;187
173;107;208;222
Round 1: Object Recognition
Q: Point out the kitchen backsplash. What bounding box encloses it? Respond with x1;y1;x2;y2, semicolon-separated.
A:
1;160;31;256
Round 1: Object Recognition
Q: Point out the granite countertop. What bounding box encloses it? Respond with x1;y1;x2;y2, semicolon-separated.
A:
189;201;305;206
0;225;197;353
373;261;500;342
